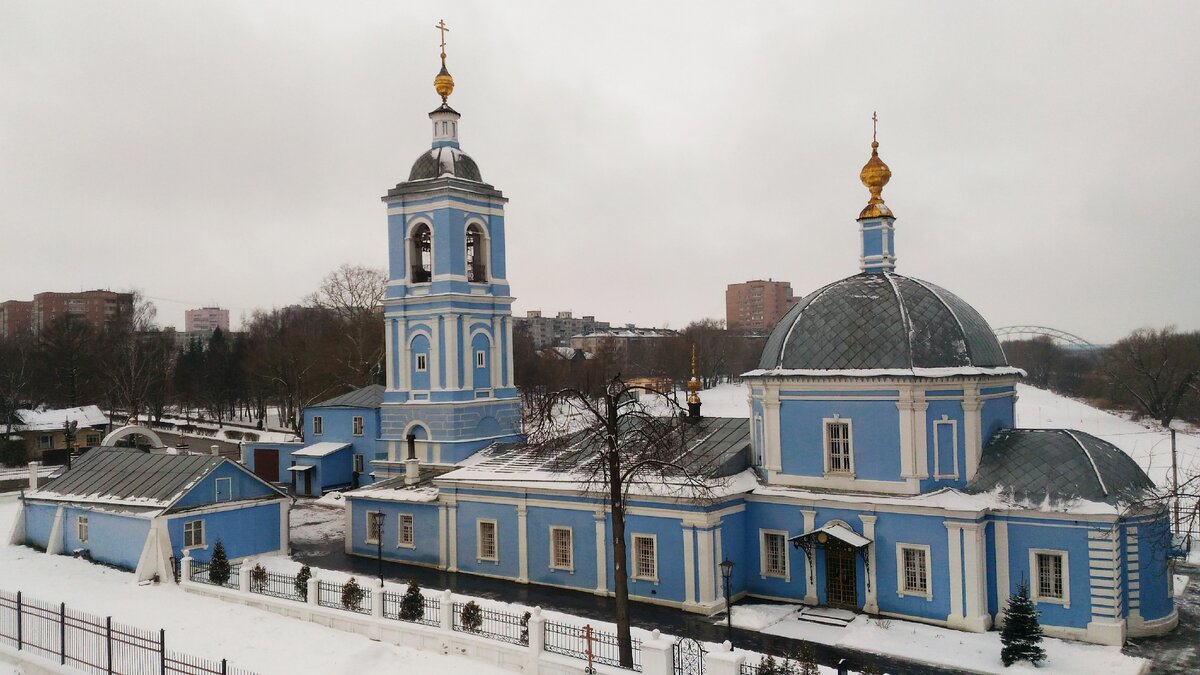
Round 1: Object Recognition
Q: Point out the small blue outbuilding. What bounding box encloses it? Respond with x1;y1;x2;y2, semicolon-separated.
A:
9;447;290;582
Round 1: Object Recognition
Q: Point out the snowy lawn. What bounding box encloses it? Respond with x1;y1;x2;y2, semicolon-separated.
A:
0;497;515;675
728;603;1147;675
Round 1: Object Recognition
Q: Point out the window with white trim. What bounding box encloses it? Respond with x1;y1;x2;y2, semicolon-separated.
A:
824;418;853;475
183;520;204;548
365;511;383;545
1031;550;1068;606
415;354;428;372
398;514;414;547
476;350;486;368
477;520;498;561
632;535;657;581
551;526;573;570
312;416;323;436
353;454;364;473
352;416;364;436
761;531;788;578
76;516;89;543
896;543;932;598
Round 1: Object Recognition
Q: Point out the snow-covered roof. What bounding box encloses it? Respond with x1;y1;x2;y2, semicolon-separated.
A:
346;476;440;503
292;442;351;458
27;447;221;510
312;385;385;409
791;522;871;549
14;405;109;431
742;366;1026;379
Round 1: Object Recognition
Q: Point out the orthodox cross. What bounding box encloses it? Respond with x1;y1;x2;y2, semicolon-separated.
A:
872;111;878;143
436;19;450;60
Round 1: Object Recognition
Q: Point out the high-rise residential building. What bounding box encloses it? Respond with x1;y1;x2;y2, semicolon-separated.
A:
725;279;799;333
514;310;611;348
0;300;33;338
185;306;230;333
30;290;134;334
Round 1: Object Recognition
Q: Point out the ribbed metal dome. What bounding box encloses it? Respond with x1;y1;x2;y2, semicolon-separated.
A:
758;272;1008;371
408;146;482;182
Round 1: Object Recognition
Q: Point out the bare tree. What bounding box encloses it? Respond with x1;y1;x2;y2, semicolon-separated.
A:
522;376;720;668
102;292;173;424
307;264;387;386
1103;327;1200;428
0;336;33;436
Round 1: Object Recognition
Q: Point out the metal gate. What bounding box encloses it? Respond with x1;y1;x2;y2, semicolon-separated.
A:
673;637;706;675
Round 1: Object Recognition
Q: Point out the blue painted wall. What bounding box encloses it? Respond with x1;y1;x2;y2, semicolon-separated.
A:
174;462;278;509
1134;514;1175;621
1002;518;1092;628
455;500;521;579
63;507;150;571
872;511;952;619
981;396;1015;444
166;501;282;563
22;503;58;550
527;506;598;591
348;498;442;567
777;399;901;482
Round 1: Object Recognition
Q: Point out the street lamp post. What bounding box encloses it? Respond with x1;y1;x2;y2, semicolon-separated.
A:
374;512;386;585
719;558;735;642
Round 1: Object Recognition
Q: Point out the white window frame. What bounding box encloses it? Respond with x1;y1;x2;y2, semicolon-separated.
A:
477;519;498;562
312;416;323;436
631;534;658;582
822;416;855;476
183;520;205;549
353;454;364;473
1030;549;1069;608
895;543;933;599
365;511;383;545
415;353;428;372
76;515;89;543
550;526;573;572
759;530;789;579
352;416;364;436
932;416;959;480
39;435;52;450
214;477;233;502
397;513;415;548
476;350;486;368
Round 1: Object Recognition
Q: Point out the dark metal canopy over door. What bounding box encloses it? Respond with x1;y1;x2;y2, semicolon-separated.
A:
825;539;858;609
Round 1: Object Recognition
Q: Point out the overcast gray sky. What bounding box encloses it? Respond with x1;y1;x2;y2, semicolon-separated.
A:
2;1;1197;344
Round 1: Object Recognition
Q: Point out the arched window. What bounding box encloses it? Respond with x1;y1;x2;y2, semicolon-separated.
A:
410;224;432;283
466;224;487;282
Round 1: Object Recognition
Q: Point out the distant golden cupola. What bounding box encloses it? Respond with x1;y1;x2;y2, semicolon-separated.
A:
858;113;893;220
433;19;455;103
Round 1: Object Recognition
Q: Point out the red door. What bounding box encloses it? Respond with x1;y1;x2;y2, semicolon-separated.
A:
253;448;279;482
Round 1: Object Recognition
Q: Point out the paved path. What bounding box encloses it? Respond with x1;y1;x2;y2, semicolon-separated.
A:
1123;562;1200;674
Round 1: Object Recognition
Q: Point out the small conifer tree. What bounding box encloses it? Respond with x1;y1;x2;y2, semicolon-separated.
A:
459;600;483;632
341;577;365;610
295;565;312;600
796;644;819;675
519;610;531;645
208;540;231;586
250;564;268;593
1001;581;1046;667
399;580;425;621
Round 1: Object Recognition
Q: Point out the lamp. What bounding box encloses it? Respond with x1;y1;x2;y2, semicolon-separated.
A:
719;559;735;641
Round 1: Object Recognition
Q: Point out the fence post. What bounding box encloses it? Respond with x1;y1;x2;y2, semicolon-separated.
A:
440;590;454;632
159;627;166;675
640;629;675;675
307;577;320;606
704;640;745;675
106;616;113;675
179;556;193;586
15;591;21;650
526;606;545;655
221;658;227;675
59;602;66;665
371;579;384;618
239;565;252;593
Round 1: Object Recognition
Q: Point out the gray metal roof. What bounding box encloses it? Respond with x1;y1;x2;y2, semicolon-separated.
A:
758;272;1009;371
31;447;226;508
408;146;482;182
313;384;385;409
965;429;1154;505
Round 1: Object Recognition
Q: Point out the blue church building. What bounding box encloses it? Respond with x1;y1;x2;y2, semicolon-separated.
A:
337;48;1177;647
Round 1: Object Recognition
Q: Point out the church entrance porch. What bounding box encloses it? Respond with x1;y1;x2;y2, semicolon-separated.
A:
824;539;858;609
790;521;872;613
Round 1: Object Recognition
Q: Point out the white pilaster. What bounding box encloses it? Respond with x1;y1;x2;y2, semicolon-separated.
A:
801;509;818;605
491;317;503;390
444;314;459;390
438;503;448;568
463;324;474;390
517;504;529;583
994;520;1010;626
714;528;725;602
897;387;916;478
913;399;929;478
683;526;697;607
763;385;782;473
431;317;443;390
859;514;879;614
397;321;409;391
946;523;964;625
962;522;990;631
446;501;458;572
697;527;716;605
503;318;514;386
385;319;395;390
594;510;608;594
962;383;982;481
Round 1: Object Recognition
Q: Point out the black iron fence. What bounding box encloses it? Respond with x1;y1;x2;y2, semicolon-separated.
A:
543;620;642;672
247;569;306;604
189;562;241;590
451;602;529;646
741;663;762;675
316;580;371;615
0;589;256;675
382;590;440;627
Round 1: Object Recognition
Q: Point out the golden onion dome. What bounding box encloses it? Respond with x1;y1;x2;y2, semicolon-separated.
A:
859;139;894;219
434;61;455;103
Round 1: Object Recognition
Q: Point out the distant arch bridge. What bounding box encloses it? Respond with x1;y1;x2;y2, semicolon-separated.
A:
992;325;1094;348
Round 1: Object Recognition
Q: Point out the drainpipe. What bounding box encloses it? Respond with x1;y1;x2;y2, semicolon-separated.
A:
405;433;419;486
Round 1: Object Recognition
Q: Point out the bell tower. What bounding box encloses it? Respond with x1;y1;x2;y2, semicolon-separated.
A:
857;112;897;274
376;21;522;470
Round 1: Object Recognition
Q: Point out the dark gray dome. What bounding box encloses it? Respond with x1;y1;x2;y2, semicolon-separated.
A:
408;146;482;182
758;272;1008;371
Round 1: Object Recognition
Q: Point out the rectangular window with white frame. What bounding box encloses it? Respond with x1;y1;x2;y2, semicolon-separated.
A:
312;416;323;436
1030;549;1069;607
632;534;657;581
550;526;573;571
476;351;486;368
896;543;933;599
760;530;788;578
183;520;204;548
76;515;89;543
415;353;428;372
352;416;364;436
477;519;498;561
823;417;854;475
398;514;414;548
365;511;383;545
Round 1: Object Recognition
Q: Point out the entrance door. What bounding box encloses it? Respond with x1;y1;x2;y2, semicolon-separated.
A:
303;469;312;496
825;540;858;609
253;448;279;482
